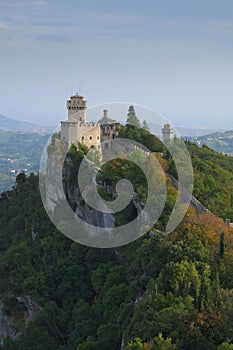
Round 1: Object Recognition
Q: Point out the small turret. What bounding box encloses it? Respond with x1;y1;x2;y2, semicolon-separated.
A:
162;123;173;142
103;109;108;120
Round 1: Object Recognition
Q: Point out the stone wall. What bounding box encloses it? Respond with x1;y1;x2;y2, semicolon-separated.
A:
61;122;101;148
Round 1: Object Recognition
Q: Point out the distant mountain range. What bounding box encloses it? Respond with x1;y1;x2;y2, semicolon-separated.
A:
0;114;54;134
0;114;223;137
187;130;233;156
175;126;220;137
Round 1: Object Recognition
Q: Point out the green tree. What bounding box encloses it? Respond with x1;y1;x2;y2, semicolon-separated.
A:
126;338;143;349
159;260;201;303
142;119;150;131
152;333;177;349
218;343;233;350
126;334;177;350
220;233;225;259
126;105;140;128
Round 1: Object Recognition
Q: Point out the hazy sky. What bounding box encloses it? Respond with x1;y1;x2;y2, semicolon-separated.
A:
0;0;233;129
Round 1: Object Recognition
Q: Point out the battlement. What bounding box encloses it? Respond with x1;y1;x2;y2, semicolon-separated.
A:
61;121;99;127
67;93;87;109
86;122;100;128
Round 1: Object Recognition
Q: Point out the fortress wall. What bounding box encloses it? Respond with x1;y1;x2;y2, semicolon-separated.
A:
77;124;101;149
61;122;101;147
61;122;79;144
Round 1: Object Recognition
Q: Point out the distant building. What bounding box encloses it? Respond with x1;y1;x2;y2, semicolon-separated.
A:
61;94;120;148
162;123;174;142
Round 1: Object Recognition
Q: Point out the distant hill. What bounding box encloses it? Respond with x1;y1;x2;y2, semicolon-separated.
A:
150;123;220;138
188;130;233;155
0;114;53;133
175;126;219;137
0;130;50;193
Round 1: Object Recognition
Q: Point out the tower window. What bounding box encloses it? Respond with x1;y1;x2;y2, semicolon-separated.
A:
82;136;85;141
90;136;93;140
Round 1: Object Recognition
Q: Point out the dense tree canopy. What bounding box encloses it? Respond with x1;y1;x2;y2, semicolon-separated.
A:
0;132;233;349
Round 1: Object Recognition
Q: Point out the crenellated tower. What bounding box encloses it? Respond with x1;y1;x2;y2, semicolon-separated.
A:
67;93;87;123
61;93;101;148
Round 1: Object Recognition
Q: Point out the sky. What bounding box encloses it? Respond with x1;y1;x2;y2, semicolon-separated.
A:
0;0;233;129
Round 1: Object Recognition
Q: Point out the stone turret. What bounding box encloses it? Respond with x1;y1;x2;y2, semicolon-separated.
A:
67;93;87;123
103;109;108;120
162;123;173;142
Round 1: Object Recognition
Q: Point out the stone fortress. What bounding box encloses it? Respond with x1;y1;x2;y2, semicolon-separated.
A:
61;93;174;147
61;93;120;148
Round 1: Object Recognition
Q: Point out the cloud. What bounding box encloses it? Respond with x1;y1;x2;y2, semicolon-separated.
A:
35;32;69;42
0;21;11;30
3;0;45;8
159;18;233;37
32;1;45;6
203;20;233;36
88;12;143;25
160;19;193;28
0;39;19;48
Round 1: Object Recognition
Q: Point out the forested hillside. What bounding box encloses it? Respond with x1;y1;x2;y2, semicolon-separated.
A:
187;130;233;156
0;115;53;134
0;130;233;349
186;142;233;220
0;130;49;193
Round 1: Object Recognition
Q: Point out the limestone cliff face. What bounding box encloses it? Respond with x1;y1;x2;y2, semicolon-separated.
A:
42;142;67;213
0;296;41;345
64;157;115;229
73;187;115;228
0;301;20;345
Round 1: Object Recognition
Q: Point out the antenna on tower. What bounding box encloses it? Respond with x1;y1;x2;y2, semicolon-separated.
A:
80;80;82;96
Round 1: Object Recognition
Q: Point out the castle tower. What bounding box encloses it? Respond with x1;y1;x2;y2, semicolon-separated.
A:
61;93;101;148
67;93;87;123
162;123;174;142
